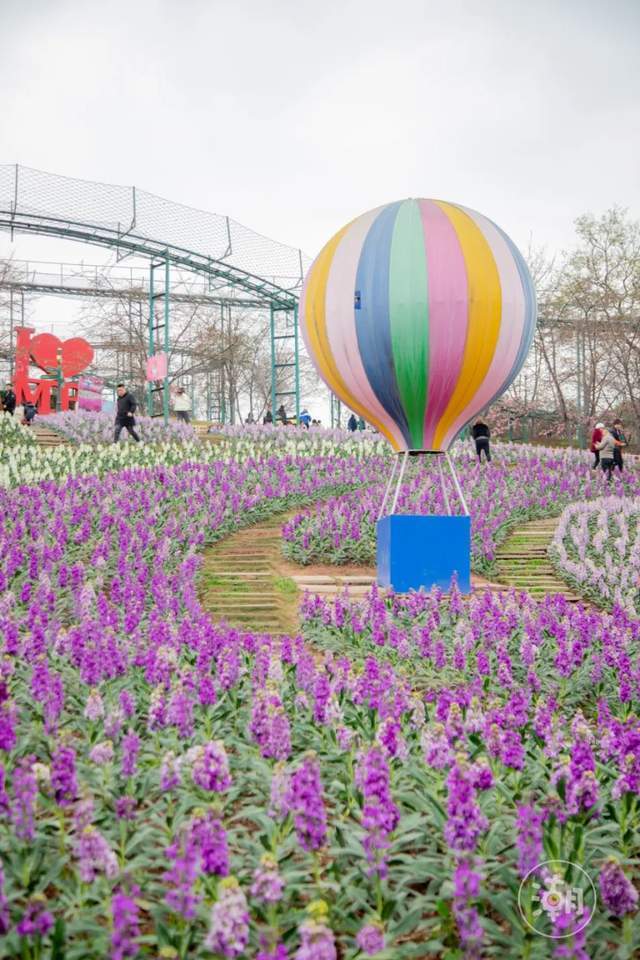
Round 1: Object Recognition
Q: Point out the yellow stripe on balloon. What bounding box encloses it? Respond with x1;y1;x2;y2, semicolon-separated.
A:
432;202;501;449
305;221;399;447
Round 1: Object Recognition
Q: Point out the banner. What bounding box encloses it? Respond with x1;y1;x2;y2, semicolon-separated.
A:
77;374;103;412
146;352;168;381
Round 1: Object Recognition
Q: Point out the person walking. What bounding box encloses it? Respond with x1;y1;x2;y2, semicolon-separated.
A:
611;419;628;472
1;383;16;415
471;419;491;462
590;422;604;469
299;408;311;429
276;404;287;424
23;400;37;426
113;383;140;443
263;410;273;425
172;386;191;424
595;425;616;482
347;413;358;433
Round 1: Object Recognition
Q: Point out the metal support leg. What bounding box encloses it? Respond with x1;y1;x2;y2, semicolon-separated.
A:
438;454;451;515
269;304;276;422
162;257;170;427
389;451;409;515
147;266;154;416
293;304;300;423
147;256;170;423
445;451;470;516
378;455;399;520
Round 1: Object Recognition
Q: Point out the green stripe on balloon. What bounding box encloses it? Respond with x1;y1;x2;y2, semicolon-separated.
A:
389;199;430;449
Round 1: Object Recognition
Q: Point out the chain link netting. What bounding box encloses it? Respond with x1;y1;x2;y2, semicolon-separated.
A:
0;165;311;288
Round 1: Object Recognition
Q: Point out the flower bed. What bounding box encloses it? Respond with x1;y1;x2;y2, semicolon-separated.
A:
45;410;196;444
550;497;640;613
299;584;640;956
282;446;640;575
0;412;35;448
0;429;388;489
0;442;638;954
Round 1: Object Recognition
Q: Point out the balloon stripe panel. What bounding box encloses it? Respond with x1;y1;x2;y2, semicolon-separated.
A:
432;202;502;449
355;201;412;448
418;199;469;450
441;205;526;447
324;209;405;447
496;223;537;383
302;225;352;402
389;199;430;449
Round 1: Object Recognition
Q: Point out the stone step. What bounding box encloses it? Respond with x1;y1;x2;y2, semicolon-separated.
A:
204;561;271;569
205;598;280;607
205;572;273;580
497;553;548;559
216;552;275;559
293;575;375;586
302;586;372;597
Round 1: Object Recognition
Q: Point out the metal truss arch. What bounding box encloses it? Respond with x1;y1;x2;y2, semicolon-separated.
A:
0;164;307;308
0;165;307;421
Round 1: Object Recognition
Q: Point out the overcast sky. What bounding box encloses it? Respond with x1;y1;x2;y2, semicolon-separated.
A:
1;0;638;263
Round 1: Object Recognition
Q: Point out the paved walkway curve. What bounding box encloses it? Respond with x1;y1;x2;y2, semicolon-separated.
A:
199;515;295;635
199;512;517;634
31;423;68;447
494;516;580;600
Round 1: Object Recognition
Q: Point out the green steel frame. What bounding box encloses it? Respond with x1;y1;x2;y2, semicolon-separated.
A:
270;304;300;423
147;257;170;423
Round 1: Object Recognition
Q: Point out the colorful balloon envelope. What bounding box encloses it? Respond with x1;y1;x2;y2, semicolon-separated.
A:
300;198;537;452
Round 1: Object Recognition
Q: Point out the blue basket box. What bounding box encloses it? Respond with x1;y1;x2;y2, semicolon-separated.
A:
376;515;471;594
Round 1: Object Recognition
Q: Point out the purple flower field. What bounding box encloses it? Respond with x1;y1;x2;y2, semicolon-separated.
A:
0;444;638;957
283;446;640;575
551;497;640;614
45;409;196;444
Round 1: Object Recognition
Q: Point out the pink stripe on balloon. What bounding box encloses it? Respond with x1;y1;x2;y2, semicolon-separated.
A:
324;206;406;448
440;205;525;447
419;200;469;449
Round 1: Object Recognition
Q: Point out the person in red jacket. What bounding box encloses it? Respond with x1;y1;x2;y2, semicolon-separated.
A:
590;422;604;469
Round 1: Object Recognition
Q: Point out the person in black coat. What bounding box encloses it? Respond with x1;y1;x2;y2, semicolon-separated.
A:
1;383;16;415
611;419;628;472
114;384;140;442
471;419;491;462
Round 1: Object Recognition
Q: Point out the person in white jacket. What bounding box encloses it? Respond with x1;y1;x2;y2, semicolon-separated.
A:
172;387;191;423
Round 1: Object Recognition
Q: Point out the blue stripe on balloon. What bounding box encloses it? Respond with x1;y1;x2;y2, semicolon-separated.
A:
499;225;537;382
354;201;412;448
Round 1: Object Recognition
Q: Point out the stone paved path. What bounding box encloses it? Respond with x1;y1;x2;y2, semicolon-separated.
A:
31;423;68;447
494;516;579;600
199;516;298;634
198;512;538;634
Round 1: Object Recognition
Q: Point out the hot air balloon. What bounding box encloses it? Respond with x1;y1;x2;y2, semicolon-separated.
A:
299;198;537;593
300;198;537;453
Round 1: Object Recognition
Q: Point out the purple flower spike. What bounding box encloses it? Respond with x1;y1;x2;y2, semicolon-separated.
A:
287;754;327;852
599;860;639;917
356;921;385;955
205;876;250;958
